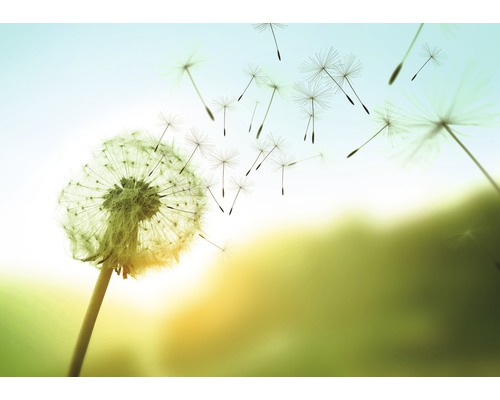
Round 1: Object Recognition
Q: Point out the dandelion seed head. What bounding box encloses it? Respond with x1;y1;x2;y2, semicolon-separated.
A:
293;80;332;110
58;131;207;278
157;112;182;131
209;148;240;170
213;96;237;112
253;23;287;32
419;43;445;66
184;128;214;158
300;47;339;83
335;54;363;81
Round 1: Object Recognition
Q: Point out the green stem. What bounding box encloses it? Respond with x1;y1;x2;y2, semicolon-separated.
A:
443;124;500;196
68;266;113;377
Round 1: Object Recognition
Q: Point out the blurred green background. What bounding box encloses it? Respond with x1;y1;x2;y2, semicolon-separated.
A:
2;187;500;376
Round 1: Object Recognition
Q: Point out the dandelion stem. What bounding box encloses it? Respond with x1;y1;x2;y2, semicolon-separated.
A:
249;102;258;133
154;115;171;151
223;107;227;136
389;23;424;85
222;165;225;198
311;99;316;144
246;151;264;176
270;24;282;61
304;114;312;142
257;87;277;139
199;233;225;252
238;76;255;102
207;186;224;213
411;57;432;81
186;68;214;121
345;78;370;114
323;69;355;105
256;145;278;170
281;165;285;195
347;123;388;158
229;187;243;215
68;266;113;377
179;145;198;175
443;124;500;196
287;154;322;166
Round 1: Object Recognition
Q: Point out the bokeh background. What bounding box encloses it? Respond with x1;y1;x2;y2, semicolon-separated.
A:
2;22;500;377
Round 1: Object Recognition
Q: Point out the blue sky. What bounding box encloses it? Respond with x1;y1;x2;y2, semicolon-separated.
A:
1;23;500;301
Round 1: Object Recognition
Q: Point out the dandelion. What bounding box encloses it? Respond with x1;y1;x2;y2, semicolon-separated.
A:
203;175;224;213
272;154;293;196
198;233;226;252
209;148;240;198
246;139;271;176
389;23;424;85
253;23;286;61
293;80;331;144
58;131;206;376
174;53;214;121
237;65;267;101
411;43;444;81
228;177;252;215
403;69;500;196
213;96;236;137
301;47;355;106
286;152;324;167
335;55;370;114
155;112;181;151
347;102;404;158
256;79;283;139
248;101;259;133
180;128;213;174
255;134;285;170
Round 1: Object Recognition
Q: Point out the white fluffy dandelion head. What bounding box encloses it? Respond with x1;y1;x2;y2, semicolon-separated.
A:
58;131;207;278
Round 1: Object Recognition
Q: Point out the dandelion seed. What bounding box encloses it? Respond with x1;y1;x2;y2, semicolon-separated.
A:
256;134;285;170
174;53;214;121
389;23;424;85
248;101;259;133
301;47;355;106
411;43;444;81
286;152;324;167
238;65;267;101
272;154;293;196
198;233;226;252
209;148;240;198
203;175;224;213
154;112;181;151
294;80;331;144
253;23;286;61
229;177;251;215
213;96;236;137
403;69;500;196
256;80;282;139
335;55;370;114
347;102;404;158
180;128;213;174
58;130;206;376
246;139;270;176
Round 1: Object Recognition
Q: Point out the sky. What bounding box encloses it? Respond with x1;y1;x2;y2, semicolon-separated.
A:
1;21;500;303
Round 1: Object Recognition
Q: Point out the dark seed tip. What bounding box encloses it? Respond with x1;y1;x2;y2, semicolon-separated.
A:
411;74;417;81
363;104;370;114
347;148;359;158
347;95;355;105
206;106;215;121
256;125;263;139
389;63;403;85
